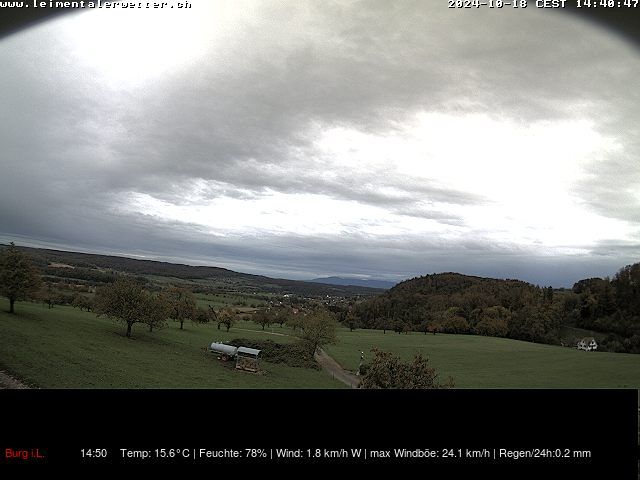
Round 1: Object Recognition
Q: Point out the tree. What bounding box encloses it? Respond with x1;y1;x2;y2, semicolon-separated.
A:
217;307;236;332
207;304;219;327
193;307;213;325
71;294;95;312
613;264;640;317
300;309;338;356
142;294;171;333
419;320;430;335
393;319;411;334
274;306;292;327
253;308;273;330
474;305;510;337
543;286;554;304
94;276;152;337
0;243;41;314
344;311;360;332
286;311;303;331
163;287;197;330
39;283;57;309
359;348;454;389
508;305;553;343
434;306;470;334
376;317;392;334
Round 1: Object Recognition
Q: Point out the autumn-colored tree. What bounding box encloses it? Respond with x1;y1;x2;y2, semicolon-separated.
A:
162;287;197;330
273;306;292;327
143;294;171;333
344;311;360;332
474;305;510;337
71;294;95;312
393;319;411;334
301;309;338;356
253;308;273;330
0;243;41;314
359;348;454;389
193;307;213;325
439;307;470;334
94;276;152;337
217;307;236;332
285;310;303;331
39;283;57;309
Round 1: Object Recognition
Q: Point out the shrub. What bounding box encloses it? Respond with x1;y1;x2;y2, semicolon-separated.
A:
228;338;319;369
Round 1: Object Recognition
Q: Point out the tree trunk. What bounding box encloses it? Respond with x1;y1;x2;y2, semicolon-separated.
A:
180;320;184;330
149;324;153;332
262;325;265;330
126;321;133;337
226;325;230;332
9;298;15;314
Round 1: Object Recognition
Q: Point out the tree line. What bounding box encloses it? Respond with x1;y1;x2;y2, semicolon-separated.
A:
93;277;238;337
3;242;638;353
345;267;640;353
0;243;341;359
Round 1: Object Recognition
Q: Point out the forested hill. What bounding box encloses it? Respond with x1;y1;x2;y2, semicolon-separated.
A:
390;273;536;300
352;268;640;353
7;245;383;297
356;273;541;329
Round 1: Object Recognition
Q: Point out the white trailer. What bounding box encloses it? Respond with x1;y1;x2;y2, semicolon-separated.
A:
208;342;261;372
209;342;238;360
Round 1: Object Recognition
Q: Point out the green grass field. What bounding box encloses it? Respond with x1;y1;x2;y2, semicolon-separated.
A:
194;292;264;311
2;299;640;389
0;299;342;388
325;328;640;388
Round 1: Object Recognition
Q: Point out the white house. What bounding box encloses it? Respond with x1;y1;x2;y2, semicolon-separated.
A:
577;337;598;351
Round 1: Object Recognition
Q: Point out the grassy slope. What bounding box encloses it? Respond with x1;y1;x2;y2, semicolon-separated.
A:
193;293;264;311
0;300;343;388
2;299;639;389
326;328;640;388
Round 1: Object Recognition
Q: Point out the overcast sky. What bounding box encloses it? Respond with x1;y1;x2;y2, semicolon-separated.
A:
0;2;639;287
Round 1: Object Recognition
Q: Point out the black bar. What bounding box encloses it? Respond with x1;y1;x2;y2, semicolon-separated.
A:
0;389;637;477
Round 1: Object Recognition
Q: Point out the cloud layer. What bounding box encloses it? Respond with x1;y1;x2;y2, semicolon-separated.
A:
1;2;639;287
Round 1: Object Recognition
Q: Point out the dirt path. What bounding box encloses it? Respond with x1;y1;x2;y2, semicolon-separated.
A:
0;370;30;389
234;327;288;337
315;349;360;389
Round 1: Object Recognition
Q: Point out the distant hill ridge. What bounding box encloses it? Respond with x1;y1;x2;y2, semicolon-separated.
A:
6;245;384;297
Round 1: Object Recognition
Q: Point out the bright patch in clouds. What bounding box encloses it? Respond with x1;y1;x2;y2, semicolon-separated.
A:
124;112;633;254
2;1;639;285
60;6;219;87
121;190;454;238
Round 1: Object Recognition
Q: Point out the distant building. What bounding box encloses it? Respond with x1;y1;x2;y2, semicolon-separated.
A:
577;337;598;351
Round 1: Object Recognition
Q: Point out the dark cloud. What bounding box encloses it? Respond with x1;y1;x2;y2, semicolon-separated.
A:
0;2;639;287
